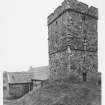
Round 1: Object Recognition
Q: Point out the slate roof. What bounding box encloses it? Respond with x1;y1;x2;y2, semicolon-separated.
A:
28;66;49;80
7;72;32;84
7;66;49;84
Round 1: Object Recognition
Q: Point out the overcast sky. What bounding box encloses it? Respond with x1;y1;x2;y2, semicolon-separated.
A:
0;0;105;72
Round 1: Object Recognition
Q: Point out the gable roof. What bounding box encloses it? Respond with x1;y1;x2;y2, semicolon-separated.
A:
7;72;32;84
7;66;50;84
28;66;49;80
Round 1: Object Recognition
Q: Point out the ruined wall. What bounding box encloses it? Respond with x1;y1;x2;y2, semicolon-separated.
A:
48;0;98;79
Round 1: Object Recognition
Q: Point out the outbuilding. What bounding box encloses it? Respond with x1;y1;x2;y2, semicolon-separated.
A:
29;66;49;88
7;72;32;98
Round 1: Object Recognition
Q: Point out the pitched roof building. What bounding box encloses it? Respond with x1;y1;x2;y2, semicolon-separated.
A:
4;66;49;97
28;66;49;80
6;72;32;97
7;72;32;84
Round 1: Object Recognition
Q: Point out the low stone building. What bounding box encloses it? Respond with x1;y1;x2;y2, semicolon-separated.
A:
28;66;49;88
3;66;49;98
7;72;32;97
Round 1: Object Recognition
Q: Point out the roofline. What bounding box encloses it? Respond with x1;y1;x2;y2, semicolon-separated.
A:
31;79;46;81
48;8;98;26
9;82;32;85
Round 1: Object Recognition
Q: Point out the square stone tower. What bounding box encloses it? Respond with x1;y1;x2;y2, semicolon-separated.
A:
48;0;98;79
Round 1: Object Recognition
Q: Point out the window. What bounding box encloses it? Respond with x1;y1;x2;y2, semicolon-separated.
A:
56;21;58;25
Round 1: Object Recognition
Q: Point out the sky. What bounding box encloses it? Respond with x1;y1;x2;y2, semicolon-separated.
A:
0;0;105;72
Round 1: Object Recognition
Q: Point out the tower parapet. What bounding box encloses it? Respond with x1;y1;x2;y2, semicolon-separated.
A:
48;0;98;25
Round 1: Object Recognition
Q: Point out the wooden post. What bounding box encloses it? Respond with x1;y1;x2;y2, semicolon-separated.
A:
29;83;30;92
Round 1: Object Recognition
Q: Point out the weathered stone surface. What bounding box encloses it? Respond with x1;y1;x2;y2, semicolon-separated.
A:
9;83;31;97
47;13;54;25
85;17;97;33
67;11;83;36
85;52;98;73
63;0;88;13
76;2;88;13
49;51;69;79
62;0;79;10
47;0;98;25
48;0;98;79
86;32;97;51
85;16;97;51
70;50;83;72
48;13;68;54
88;6;98;19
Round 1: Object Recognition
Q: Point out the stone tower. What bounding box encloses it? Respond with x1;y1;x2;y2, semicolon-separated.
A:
48;0;98;79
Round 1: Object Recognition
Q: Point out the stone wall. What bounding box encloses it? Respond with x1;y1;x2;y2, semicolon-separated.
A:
49;50;69;79
9;83;32;97
48;0;98;79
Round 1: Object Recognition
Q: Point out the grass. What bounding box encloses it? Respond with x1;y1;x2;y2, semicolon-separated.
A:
5;72;101;105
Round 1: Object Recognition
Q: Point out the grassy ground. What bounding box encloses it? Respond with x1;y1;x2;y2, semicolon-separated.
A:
4;73;101;105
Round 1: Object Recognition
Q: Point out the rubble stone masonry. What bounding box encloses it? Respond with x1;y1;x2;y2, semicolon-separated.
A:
48;0;98;79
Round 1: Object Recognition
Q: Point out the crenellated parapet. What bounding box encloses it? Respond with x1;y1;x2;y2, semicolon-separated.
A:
48;0;98;25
